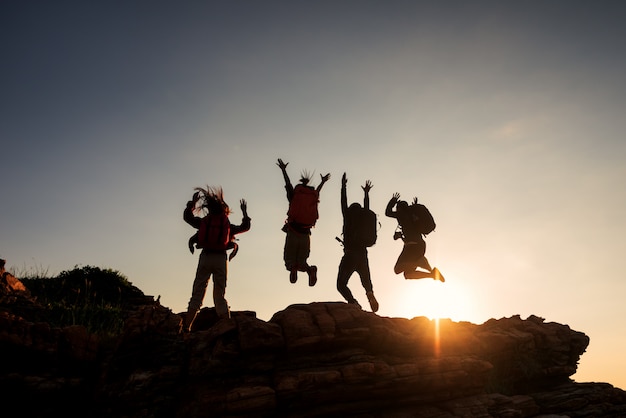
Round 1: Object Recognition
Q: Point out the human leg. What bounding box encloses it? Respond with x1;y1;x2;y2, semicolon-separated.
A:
403;270;434;280
354;251;378;312
417;255;444;282
284;230;299;282
307;265;317;286
337;254;358;304
404;255;444;282
209;253;230;318
355;252;373;293
432;267;445;282
295;232;317;286
397;243;434;281
294;232;311;272
416;255;432;272
366;291;379;312
184;252;212;331
394;244;416;275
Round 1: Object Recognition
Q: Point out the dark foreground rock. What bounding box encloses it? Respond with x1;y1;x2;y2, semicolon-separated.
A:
1;274;625;417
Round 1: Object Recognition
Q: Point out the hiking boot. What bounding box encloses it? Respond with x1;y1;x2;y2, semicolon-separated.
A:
432;267;445;283
217;308;231;320
349;300;362;310
307;266;317;286
366;291;379;313
289;268;298;283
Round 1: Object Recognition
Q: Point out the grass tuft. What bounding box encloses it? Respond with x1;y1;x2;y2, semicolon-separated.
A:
20;265;144;336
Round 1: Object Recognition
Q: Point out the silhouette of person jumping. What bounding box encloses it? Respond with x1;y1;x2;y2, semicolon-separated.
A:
182;186;250;331
277;158;330;286
336;173;379;312
385;193;445;282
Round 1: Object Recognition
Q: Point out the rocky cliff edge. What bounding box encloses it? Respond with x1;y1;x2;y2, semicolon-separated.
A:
1;272;625;417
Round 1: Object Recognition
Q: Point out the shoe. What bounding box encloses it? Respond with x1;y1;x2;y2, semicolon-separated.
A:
366;291;379;313
307;266;317;286
290;269;298;283
218;307;231;320
432;267;445;283
349;300;362;310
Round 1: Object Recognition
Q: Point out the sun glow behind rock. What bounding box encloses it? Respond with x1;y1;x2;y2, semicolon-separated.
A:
390;278;478;323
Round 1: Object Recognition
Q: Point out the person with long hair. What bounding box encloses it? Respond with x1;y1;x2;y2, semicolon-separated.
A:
182;186;250;331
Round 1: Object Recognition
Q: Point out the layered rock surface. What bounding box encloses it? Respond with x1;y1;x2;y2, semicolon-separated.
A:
1;273;625;417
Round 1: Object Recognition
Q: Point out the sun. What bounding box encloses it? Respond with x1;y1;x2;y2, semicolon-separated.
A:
386;278;479;323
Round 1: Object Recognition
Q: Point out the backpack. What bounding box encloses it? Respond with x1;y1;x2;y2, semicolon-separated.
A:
412;203;436;235
287;184;319;227
344;206;378;247
197;213;231;250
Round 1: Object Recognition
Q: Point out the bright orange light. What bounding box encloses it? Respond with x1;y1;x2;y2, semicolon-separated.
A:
433;317;441;357
387;278;478;323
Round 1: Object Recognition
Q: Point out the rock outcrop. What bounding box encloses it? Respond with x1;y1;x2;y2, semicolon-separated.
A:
1;273;625;417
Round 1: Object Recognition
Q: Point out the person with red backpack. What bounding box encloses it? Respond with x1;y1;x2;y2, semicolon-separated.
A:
182;186;251;331
336;173;379;312
188;227;239;260
277;158;330;286
385;193;445;282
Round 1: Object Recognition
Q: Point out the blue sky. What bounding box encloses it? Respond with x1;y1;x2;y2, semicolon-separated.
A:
2;1;626;388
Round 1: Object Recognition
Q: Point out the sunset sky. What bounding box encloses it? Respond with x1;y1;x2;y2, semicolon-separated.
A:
2;1;625;388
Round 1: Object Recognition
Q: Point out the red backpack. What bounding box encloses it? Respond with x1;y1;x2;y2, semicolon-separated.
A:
197;213;231;250
287;184;319;227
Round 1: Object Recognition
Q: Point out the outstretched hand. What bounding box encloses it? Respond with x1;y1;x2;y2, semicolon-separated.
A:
240;199;248;216
392;192;400;202
342;172;347;185
320;172;331;183
412;197;419;205
276;158;288;170
362;180;373;193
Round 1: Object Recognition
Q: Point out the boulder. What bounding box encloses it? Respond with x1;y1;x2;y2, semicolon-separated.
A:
1;276;624;417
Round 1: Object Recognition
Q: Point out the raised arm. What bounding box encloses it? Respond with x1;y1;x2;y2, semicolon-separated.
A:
385;193;400;218
276;158;293;199
341;173;348;214
231;199;251;234
239;199;250;219
362;180;372;210
183;191;202;228
316;172;331;192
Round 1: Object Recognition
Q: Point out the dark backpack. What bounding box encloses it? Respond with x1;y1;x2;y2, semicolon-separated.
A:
412;203;436;235
287;184;319;227
344;206;378;247
197;213;231;250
